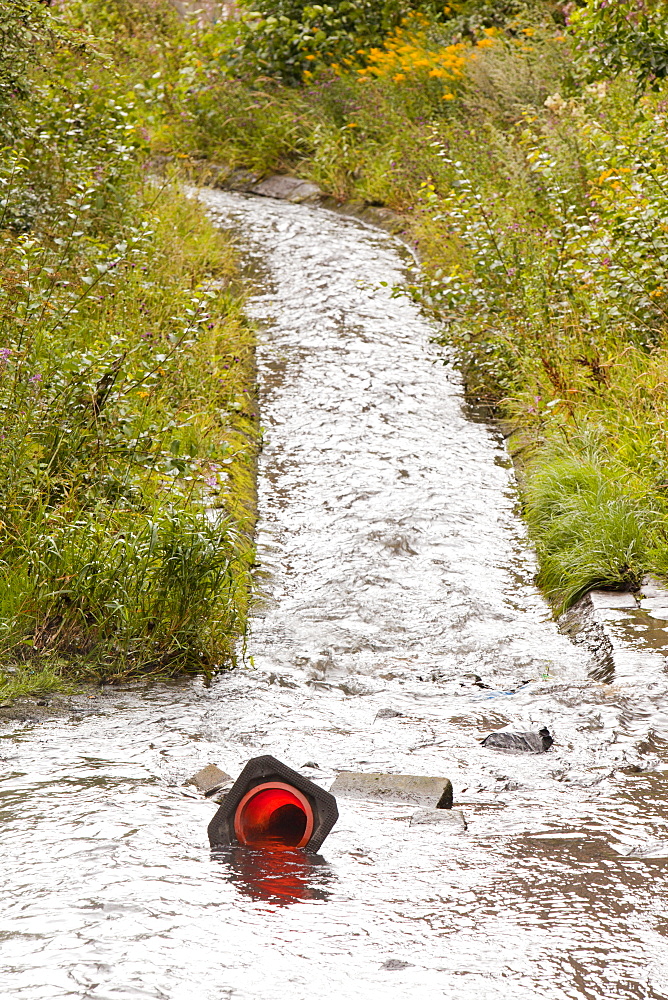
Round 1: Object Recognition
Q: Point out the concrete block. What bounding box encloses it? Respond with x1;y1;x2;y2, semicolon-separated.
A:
330;771;453;808
643;607;668;621
252;175;322;203
410;808;466;830
589;591;637;610
184;764;232;797
640;574;668;599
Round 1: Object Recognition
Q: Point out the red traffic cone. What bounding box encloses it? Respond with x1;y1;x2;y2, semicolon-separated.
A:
208;755;339;852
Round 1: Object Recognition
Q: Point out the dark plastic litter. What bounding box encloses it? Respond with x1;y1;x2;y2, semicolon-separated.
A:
481;727;553;753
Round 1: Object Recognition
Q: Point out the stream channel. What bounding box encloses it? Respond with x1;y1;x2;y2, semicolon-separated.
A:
2;189;668;999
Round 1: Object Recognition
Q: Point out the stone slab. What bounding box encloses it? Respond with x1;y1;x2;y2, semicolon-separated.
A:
644;608;668;621
588;590;638;610
410;808;466;830
251;175;323;203
330;771;453;808
639;574;668;599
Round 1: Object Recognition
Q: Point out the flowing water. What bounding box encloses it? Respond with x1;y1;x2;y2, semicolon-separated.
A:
2;190;668;999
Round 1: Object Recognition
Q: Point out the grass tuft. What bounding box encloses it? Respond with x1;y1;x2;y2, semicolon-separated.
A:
523;452;658;611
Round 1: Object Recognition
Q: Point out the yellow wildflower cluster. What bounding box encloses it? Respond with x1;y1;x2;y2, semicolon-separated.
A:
357;18;498;100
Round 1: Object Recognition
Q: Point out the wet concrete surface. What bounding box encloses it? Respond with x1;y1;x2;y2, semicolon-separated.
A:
1;191;668;999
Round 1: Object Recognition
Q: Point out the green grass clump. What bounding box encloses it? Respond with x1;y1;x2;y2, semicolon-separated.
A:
0;662;68;703
522;452;663;611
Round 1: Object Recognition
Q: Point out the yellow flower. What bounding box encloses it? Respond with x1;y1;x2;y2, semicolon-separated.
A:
442;92;455;100
393;72;406;82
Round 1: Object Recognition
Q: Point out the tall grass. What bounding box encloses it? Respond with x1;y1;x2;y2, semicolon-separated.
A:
522;451;660;611
0;181;257;682
0;5;258;692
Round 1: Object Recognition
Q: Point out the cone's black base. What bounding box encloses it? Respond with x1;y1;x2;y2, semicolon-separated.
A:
207;755;339;853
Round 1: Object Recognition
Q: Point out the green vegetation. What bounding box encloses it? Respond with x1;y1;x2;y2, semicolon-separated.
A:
7;0;668;703
136;0;668;612
0;0;258;699
225;0;449;84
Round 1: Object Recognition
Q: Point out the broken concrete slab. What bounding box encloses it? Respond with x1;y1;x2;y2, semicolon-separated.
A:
410;808;467;831
638;577;668;615
184;764;232;799
330;771;453;808
559;595;615;682
251;175;322;203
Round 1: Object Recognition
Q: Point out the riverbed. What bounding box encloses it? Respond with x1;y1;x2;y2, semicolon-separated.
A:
1;190;667;999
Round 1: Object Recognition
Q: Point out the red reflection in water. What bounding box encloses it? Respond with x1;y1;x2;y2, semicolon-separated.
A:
234;782;314;849
220;847;332;906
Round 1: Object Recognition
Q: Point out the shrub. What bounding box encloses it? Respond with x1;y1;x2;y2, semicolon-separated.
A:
227;0;448;84
0;1;50;105
572;0;668;87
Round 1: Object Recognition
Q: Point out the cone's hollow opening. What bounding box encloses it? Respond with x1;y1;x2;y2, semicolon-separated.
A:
234;782;314;849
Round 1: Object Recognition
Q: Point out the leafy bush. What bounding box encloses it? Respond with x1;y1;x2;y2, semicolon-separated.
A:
227;0;448;83
0;176;256;678
572;0;668;86
0;0;52;140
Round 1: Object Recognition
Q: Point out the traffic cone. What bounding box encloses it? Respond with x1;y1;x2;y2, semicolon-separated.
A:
208;755;339;852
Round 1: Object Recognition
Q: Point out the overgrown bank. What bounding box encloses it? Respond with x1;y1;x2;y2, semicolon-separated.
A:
0;2;258;699
6;0;668;705
133;0;668;612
